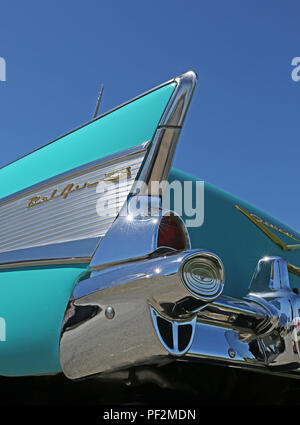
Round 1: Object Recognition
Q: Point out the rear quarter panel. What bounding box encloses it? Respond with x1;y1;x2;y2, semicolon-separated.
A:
0;266;88;376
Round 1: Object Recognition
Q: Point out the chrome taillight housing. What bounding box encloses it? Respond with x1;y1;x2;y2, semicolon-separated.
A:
180;253;225;302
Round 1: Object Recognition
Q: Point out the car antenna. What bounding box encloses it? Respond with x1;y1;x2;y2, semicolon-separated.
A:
93;84;104;118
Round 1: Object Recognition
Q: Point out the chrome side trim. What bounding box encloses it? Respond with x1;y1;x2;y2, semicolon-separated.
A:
0;258;90;269
0;238;99;268
135;127;181;193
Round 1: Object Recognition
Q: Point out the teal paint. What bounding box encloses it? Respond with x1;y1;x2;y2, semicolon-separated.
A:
0;83;176;200
168;169;300;299
0;265;88;376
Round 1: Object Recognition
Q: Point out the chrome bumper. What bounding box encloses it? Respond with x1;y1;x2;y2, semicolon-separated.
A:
60;249;224;379
60;253;300;379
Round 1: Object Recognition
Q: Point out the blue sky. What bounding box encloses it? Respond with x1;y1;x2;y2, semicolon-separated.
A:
0;0;299;230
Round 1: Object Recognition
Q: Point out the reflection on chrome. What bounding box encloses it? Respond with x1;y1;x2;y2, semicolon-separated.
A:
60;252;300;380
60;248;225;379
187;256;300;374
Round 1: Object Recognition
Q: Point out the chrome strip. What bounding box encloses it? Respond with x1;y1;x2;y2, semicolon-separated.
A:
133;71;197;196
159;71;198;128
0;237;99;268
0;258;91;269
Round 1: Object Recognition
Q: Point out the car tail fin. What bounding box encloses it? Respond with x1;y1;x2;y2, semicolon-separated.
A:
0;71;197;262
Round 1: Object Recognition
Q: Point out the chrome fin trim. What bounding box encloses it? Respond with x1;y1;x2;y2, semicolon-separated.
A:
90;71;198;269
0;238;100;269
133;70;197;196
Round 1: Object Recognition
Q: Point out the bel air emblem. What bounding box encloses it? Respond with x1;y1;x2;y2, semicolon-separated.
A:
27;167;131;208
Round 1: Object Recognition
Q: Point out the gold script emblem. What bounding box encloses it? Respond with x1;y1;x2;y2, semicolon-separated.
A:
235;205;300;251
27;167;131;208
235;205;300;277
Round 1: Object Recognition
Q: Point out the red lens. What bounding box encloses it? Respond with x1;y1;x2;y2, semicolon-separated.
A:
157;216;186;250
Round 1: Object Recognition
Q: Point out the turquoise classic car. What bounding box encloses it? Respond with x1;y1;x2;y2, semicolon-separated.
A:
1;71;300;401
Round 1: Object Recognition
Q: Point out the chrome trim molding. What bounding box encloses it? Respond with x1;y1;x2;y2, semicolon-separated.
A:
135;127;181;194
133;71;197;195
0;238;99;269
0;257;91;269
159;70;198;128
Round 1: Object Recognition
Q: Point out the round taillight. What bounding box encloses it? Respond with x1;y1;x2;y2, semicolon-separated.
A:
180;254;224;302
157;215;187;251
